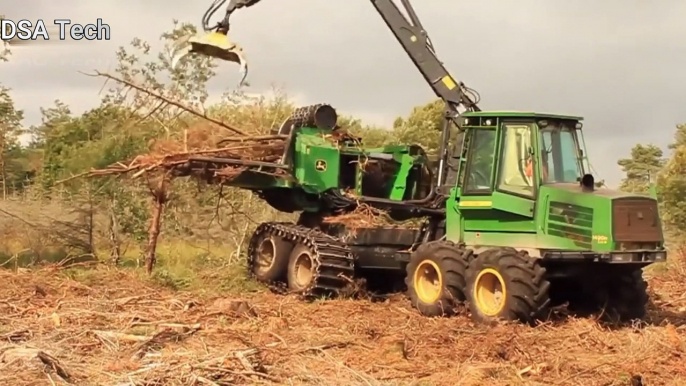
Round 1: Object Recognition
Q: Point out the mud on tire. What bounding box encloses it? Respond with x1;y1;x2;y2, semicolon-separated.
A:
287;244;317;293
466;248;550;324
247;230;293;284
405;240;471;317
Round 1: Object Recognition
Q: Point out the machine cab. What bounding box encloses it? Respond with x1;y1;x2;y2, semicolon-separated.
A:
459;112;588;199
448;112;591;247
456;112;588;198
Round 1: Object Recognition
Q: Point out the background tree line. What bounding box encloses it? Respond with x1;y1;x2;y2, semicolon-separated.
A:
0;22;683;284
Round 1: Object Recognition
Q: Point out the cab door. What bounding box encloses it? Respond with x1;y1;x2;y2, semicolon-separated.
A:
450;122;539;247
491;121;537;218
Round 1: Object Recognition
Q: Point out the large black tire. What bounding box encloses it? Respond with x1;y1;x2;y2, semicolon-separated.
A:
466;248;550;324
405;241;471;317
248;233;293;284
601;269;649;322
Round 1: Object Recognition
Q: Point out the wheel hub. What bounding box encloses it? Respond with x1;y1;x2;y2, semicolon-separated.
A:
254;238;276;276
293;251;314;288
413;260;443;304
474;268;506;316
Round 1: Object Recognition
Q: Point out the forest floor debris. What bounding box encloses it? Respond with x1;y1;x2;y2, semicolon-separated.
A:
0;264;684;386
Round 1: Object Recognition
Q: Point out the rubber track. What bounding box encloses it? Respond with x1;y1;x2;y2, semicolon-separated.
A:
247;222;355;298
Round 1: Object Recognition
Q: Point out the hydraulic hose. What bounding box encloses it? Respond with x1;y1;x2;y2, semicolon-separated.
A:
202;0;228;31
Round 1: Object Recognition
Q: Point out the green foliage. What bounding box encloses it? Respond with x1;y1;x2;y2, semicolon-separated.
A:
0;42;8;62
391;99;447;154
668;124;686;150
0;15;9;62
110;20;217;107
0;87;24;142
338;115;394;147
617;144;664;194
0;85;25;198
657;146;686;236
655;125;686;239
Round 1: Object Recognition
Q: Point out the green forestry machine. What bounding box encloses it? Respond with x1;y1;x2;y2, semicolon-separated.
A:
170;0;667;324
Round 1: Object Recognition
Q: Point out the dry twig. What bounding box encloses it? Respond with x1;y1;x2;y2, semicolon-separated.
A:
81;70;247;136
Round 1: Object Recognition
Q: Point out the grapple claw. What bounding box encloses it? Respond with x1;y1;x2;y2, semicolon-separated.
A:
170;31;249;86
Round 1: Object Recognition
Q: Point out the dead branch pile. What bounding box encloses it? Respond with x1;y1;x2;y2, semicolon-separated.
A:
0;265;684;386
323;203;395;231
62;129;289;185
58;72;294;185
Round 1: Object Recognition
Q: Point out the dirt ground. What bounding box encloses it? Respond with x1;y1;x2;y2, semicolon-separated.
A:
0;264;684;386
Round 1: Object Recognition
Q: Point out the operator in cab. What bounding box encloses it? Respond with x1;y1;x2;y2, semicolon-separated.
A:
525;155;549;182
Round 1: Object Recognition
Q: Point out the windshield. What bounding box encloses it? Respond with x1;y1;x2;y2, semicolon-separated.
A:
539;122;584;183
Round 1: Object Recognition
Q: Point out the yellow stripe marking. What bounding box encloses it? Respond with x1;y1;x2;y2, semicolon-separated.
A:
459;200;492;207
441;75;457;90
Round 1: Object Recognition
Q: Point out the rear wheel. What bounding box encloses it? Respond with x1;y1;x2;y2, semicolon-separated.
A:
599;269;649;322
466;248;550;324
405;241;470;317
287;244;318;293
249;234;292;283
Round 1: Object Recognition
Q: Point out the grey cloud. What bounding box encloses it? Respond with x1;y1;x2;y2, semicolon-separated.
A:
2;0;685;187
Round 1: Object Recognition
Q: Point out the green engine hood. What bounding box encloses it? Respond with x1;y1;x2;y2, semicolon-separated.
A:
537;183;663;252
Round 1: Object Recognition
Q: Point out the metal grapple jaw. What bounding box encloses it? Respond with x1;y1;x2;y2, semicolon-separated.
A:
170;31;248;86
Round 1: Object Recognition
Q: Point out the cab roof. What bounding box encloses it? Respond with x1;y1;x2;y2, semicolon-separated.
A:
462;111;583;121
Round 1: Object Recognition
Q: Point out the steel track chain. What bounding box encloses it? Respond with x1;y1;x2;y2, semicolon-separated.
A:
246;222;355;299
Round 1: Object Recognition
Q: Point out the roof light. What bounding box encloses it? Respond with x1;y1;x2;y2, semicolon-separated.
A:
576;122;583;129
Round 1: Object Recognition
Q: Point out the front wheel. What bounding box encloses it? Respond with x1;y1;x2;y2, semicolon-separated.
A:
405;241;471;317
466;248;550;324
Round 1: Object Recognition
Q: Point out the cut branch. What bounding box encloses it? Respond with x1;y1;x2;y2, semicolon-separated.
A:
80;70;248;136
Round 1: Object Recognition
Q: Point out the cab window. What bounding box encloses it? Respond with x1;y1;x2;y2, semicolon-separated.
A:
539;122;583;183
463;129;496;193
497;123;535;197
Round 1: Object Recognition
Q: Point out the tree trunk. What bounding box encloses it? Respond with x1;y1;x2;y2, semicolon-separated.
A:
108;200;121;265
0;153;6;200
144;175;169;275
86;187;95;256
144;197;164;274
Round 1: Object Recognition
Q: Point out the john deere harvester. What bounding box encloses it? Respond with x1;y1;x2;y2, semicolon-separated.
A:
171;0;667;324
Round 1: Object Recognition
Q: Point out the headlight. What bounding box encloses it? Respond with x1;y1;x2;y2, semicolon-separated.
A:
611;253;633;262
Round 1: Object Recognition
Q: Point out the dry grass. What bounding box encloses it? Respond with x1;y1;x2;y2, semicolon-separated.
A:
0;261;684;386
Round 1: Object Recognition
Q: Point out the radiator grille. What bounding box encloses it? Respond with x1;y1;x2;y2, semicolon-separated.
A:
547;201;593;249
612;198;662;242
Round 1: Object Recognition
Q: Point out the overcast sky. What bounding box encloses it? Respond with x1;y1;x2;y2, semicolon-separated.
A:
2;0;685;187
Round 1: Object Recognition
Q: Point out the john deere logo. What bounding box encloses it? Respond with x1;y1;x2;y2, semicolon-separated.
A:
315;159;327;171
